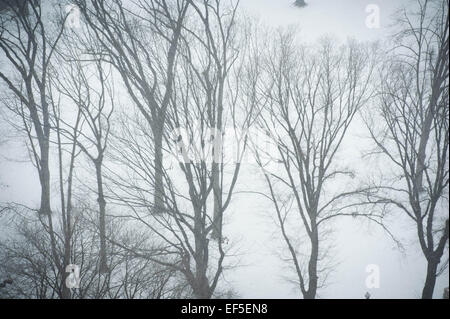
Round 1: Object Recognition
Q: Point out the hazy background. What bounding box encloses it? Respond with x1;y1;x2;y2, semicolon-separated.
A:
0;0;448;298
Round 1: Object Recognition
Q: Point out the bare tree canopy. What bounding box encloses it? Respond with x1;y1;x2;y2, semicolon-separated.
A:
365;0;449;299
252;29;379;299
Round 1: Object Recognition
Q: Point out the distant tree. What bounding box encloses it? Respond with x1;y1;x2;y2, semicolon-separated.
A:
0;203;183;299
0;0;71;298
74;0;191;214
103;0;255;299
365;0;449;299
253;30;379;299
0;0;66;216
52;29;116;274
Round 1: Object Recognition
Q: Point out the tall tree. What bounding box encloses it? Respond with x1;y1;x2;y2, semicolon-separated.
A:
74;0;191;214
53;31;115;274
254;30;377;299
366;0;449;299
0;0;70;298
104;0;256;298
0;0;65;216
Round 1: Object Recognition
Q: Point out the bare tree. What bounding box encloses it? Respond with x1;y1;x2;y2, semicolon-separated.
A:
0;0;65;216
165;0;256;296
103;0;256;299
74;0;191;213
0;203;182;299
0;0;73;298
365;0;449;299
253;30;378;299
52;28;116;274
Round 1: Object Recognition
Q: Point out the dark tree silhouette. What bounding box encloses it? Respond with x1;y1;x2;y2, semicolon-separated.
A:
366;0;449;299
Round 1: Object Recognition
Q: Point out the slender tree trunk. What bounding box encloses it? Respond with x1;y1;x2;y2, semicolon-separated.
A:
415;110;433;193
154;124;165;214
39;140;52;216
56;117;75;299
422;258;438;299
45;213;68;298
211;161;222;239
40;132;69;298
212;80;224;240
96;161;109;274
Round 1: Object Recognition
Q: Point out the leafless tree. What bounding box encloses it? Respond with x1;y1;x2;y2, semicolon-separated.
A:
253;30;378;299
0;203;182;299
365;0;449;299
51;27;116;274
103;0;256;299
74;0;191;214
0;0;74;298
0;0;65;216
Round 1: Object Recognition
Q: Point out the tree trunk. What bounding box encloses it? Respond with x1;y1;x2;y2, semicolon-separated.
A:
96;162;109;274
193;275;211;299
415;110;434;193
422;258;438;299
211;98;224;240
38;141;52;216
193;204;211;299
305;230;319;299
61;275;71;299
211;161;222;240
154;125;165;214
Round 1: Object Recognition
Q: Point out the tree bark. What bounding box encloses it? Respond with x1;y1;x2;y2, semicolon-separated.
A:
193;275;211;299
305;229;319;299
38;138;52;216
154;125;165;214
422;258;438;299
211;161;222;239
212;79;224;240
96;161;109;274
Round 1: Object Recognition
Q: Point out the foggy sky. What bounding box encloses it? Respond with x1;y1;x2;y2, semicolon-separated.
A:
0;0;448;299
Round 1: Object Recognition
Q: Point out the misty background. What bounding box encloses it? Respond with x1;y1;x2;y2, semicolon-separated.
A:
0;0;448;299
